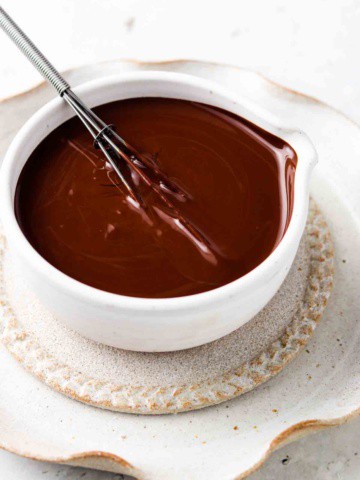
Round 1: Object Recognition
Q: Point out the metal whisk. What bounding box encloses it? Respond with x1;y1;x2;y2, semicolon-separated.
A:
0;6;181;205
0;6;218;258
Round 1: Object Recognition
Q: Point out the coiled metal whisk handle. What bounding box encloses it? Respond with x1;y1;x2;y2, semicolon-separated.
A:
0;6;70;96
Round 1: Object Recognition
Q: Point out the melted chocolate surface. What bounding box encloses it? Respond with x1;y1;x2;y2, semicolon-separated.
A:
15;98;297;298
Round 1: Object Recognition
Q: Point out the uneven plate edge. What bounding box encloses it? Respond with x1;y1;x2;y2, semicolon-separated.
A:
0;59;356;480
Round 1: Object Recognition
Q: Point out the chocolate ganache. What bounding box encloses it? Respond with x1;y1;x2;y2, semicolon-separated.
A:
15;98;297;298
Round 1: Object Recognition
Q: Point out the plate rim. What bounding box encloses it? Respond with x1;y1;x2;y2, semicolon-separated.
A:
1;58;359;479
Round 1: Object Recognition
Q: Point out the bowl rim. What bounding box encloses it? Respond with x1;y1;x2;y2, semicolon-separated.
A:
0;70;317;312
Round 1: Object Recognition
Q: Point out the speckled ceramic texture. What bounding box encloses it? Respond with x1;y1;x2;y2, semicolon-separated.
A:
0;61;359;480
0;200;333;414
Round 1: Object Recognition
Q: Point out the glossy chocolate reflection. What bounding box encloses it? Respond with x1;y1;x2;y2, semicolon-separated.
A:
15;98;297;298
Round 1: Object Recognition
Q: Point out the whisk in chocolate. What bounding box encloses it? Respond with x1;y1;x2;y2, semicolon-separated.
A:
15;98;297;298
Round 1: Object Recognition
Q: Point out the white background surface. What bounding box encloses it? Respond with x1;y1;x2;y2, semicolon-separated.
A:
0;0;359;478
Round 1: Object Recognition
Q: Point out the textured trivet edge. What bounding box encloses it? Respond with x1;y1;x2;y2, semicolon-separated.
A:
0;200;334;414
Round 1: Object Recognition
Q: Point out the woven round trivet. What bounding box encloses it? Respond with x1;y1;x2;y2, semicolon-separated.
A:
0;199;333;414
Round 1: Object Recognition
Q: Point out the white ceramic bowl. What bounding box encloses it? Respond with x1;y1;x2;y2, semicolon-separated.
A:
0;72;317;352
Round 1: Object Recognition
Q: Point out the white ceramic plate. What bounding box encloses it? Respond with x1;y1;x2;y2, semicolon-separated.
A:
0;60;359;480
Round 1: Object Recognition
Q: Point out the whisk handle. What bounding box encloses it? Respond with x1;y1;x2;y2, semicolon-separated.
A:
0;6;70;96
